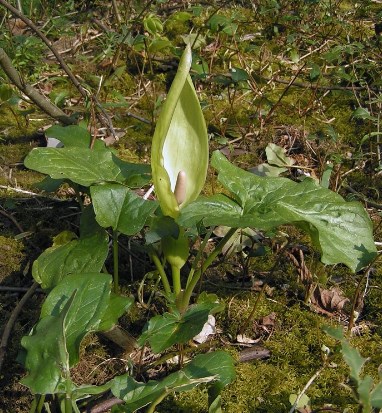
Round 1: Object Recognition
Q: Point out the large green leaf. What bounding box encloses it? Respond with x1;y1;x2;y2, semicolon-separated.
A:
91;183;157;235
24;147;150;187
24;147;122;186
46;125;106;150
151;45;209;218
21;293;75;394
21;274;131;395
111;351;235;411
370;382;382;408
40;273;132;366
138;302;220;353
179;151;376;272
32;230;109;290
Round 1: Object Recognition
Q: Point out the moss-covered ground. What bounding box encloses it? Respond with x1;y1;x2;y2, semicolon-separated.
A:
1;1;382;412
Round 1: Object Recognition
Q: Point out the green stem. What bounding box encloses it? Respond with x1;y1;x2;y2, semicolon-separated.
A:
181;228;237;310
146;391;169;413
150;251;172;296
29;397;37;413
64;396;72;413
37;395;45;413
113;230;120;294
72;184;84;213
186;228;213;289
239;282;266;335
171;264;181;295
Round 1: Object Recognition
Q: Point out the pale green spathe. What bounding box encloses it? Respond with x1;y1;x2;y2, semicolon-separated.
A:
151;45;208;218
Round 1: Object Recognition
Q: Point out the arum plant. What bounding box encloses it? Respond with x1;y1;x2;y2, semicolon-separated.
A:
21;44;378;413
149;44;225;311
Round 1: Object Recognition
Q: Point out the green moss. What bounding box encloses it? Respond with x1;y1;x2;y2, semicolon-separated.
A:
0;235;25;282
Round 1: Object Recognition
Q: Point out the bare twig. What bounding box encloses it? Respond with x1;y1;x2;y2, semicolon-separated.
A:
343;184;382;210
0;207;24;233
0;0;116;136
263;64;307;124
0;286;44;293
0;47;74;124
0;282;39;374
262;75;380;92
88;397;123;413
0;185;68;201
289;367;323;413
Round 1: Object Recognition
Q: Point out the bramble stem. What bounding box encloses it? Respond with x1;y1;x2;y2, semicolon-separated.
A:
113;230;120;294
181;228;237;310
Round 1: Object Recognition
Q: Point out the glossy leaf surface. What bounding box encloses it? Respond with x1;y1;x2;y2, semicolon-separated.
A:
24;147;150;187
151;45;208;217
40;273;132;365
91;183;157;235
21;293;74;394
32;230;109;290
46;125;106;150
138;302;220;353
111;351;235;411
179;151;376;272
21;274;131;394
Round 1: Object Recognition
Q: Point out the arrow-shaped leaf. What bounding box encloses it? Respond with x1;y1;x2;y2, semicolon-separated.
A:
179;151;376;272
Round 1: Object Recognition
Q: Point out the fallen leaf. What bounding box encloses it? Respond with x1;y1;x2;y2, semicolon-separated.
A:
311;286;349;316
238;345;271;362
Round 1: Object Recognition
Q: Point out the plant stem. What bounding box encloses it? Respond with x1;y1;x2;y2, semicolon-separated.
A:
186;228;213;289
171;264;181;295
146;391;169;413
64;397;72;413
36;395;45;413
150;251;172;296
181;228;237;310
239;281;266;336
113;230;120;294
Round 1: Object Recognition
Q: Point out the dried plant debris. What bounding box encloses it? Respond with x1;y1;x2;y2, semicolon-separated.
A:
310;286;349;317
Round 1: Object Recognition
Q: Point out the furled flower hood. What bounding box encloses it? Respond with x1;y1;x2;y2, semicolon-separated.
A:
151;45;209;218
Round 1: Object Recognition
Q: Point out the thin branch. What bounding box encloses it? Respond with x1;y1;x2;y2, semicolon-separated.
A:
0;47;74;124
0;282;39;374
0;0;116;136
0;185;68;201
288;367;323;413
263;75;380;92
88;397;123;413
0;207;24;233
0;286;44;293
264;64;307;123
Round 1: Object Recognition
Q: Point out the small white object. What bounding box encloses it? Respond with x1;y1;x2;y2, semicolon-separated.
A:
236;334;259;344
46;137;63;148
193;315;216;344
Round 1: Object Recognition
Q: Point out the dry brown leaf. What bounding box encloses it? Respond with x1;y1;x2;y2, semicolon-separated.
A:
311;286;349;316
